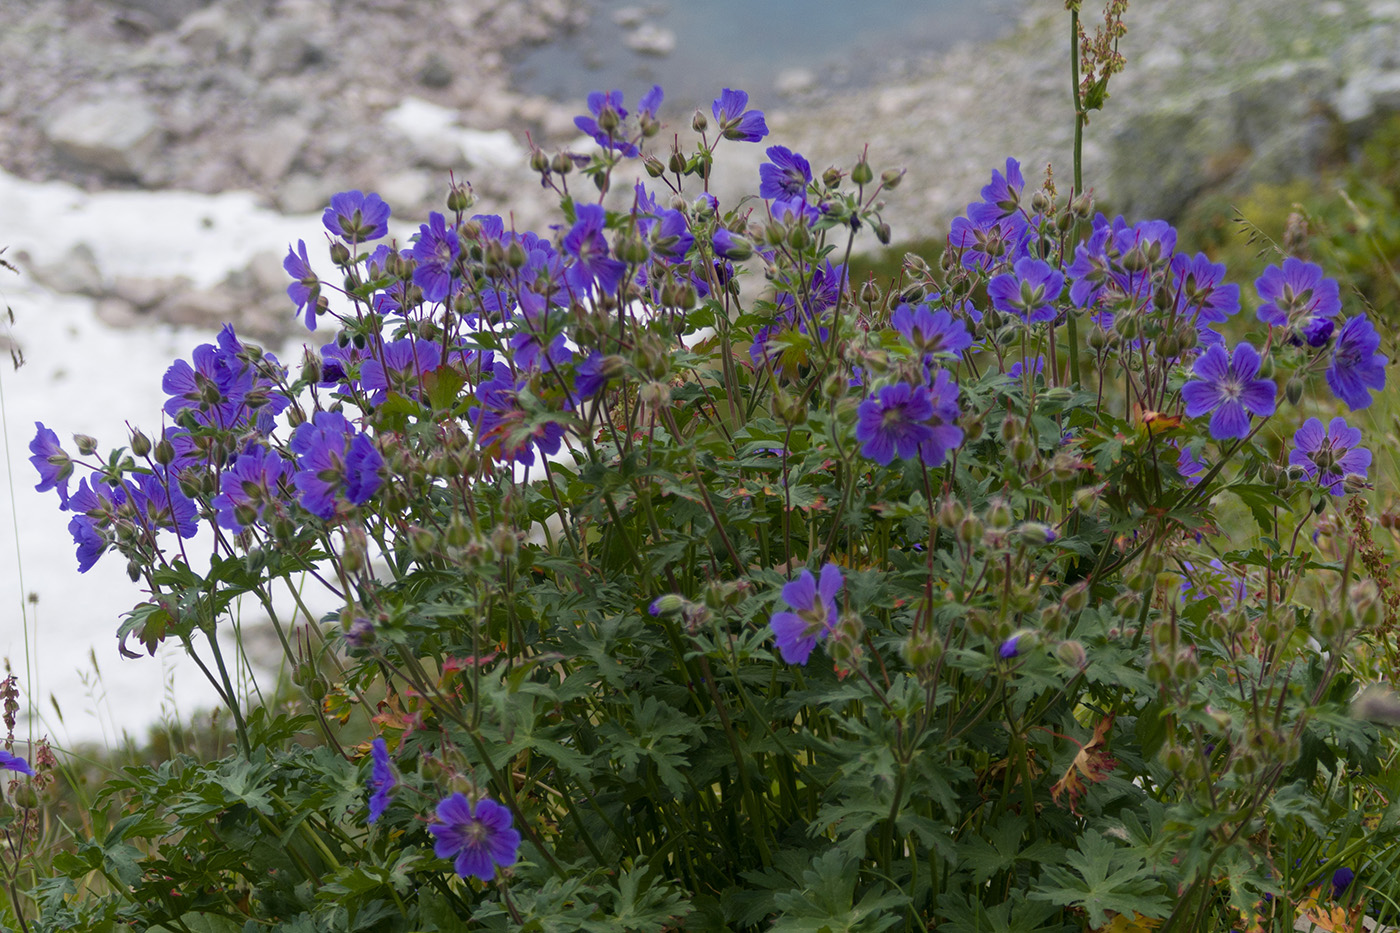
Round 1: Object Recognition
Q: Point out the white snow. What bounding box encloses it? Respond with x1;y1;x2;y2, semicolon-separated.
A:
383;97;525;171
0;169;337;751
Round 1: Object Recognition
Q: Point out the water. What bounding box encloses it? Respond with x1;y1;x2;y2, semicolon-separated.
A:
512;0;1021;111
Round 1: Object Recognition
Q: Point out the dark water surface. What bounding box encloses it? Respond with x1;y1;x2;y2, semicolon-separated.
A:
512;0;1022;113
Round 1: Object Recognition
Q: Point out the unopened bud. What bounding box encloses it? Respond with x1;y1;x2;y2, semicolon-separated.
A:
649;594;685;617
129;429;152;458
446;184;474;213
1285;376;1305;406
153;437;175;466
985;498;1013;533
851;159;874;186
1055;639;1087;669
74;434;98;456
691;110;708;133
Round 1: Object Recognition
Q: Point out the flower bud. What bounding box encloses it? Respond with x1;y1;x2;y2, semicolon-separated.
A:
329;241;351;266
1016;522;1056;546
822;166;842;188
873;221;892;245
985;498;1013;533
129;429;152;458
73;434;98;456
1070;191;1094;218
938;496;966;529
1285;376;1305;406
957;514;984;545
902;631;942;669
644;155;666;177
529;149;551;174
649;594;685;617
1055;639;1087;669
880;168;904;190
851;159;874;186
153;437;175;466
691;110;708;133
550;152;574;175
1062;582;1089;612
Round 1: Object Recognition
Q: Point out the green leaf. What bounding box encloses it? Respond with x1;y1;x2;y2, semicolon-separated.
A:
1029;831;1169;927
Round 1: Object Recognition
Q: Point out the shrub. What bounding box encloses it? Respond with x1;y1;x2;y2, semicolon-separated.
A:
8;9;1400;933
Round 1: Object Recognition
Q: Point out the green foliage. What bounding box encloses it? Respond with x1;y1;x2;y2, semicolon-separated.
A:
7;8;1400;933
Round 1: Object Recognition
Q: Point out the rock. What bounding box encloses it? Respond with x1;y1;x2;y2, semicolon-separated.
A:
110;276;171;311
250;21;326;79
383;97;526;171
776;68;818;97
237;116;311;184
275;172;336;214
44;97;163;181
22;243;104;298
416;52;454;89
624;23;676;56
373;169;440;219
111;0;213;32
153;282;238;328
94;296;145;328
611;6;648;28
176;4;253;60
247;250;291;297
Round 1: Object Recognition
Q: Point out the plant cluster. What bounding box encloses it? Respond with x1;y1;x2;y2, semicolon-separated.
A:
7;16;1400;933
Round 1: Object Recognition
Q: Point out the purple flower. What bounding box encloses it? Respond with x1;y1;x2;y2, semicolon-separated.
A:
769;563;843;665
1255;257;1341;329
289;411;383;520
947;211;1031;271
129;470;199;540
0;749;33;776
366;737;396;824
563;204;627;295
1289;416;1371;496
411;212;460;303
574;351;612;399
711;88;768;142
1332;867;1354;898
890;303;972;359
361;338;444;404
638;84;663;120
29;422;72;508
712;229;752;260
855;382;937;465
1181;559;1247;608
323;190;391;242
1298;316;1335;348
1180;342;1276;440
1327;314;1388;410
987;257;1064;324
918;369;964;467
211;446;292;532
1006;356;1045;381
67;477;120;572
759;145;812;200
1176;444;1207;485
968;158;1026;226
575;89;640;157
428;793;521;881
1171;253;1240;324
998;635;1022;659
283;239;318;330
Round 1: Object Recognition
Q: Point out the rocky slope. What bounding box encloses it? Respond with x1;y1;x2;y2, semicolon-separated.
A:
5;0;1400;340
